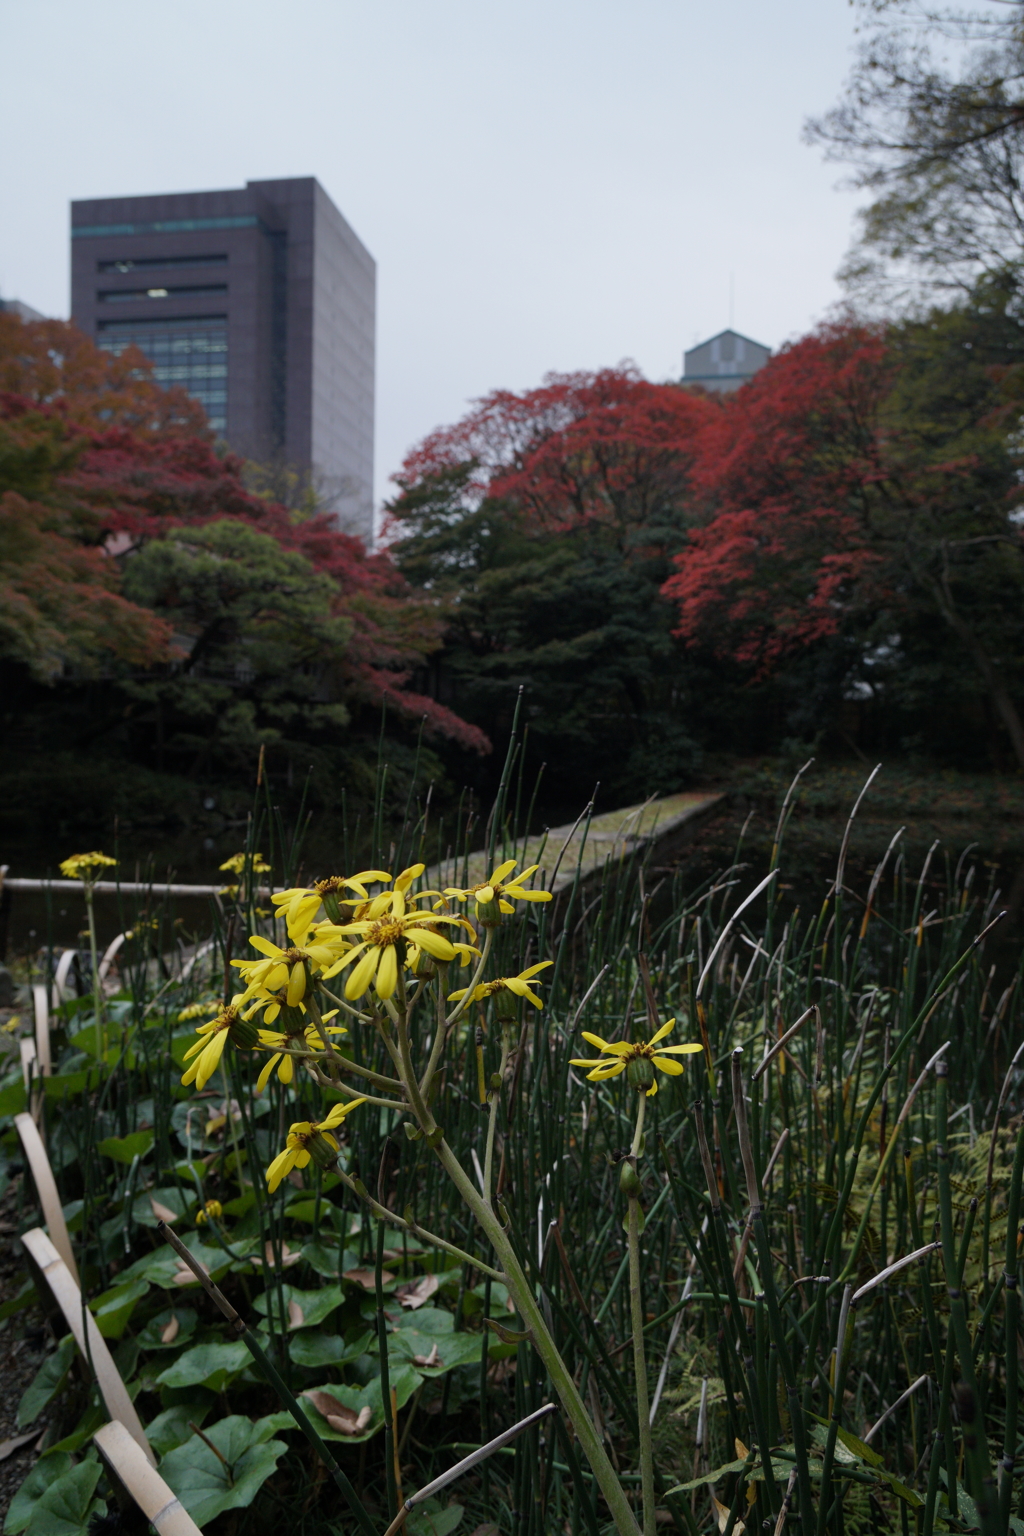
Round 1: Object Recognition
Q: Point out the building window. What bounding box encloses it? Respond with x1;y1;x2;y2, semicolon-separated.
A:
98;314;228;433
98;254;228;273
97;284;227;303
73;215;260;239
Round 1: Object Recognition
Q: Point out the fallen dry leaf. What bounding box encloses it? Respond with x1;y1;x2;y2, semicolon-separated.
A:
396;1274;439;1309
251;1241;301;1270
288;1299;305;1329
343;1267;394;1290
303;1391;373;1435
150;1200;178;1223
0;1431;37;1462
412;1343;442;1368
160;1315;180;1344
172;1265;197;1287
712;1495;744;1536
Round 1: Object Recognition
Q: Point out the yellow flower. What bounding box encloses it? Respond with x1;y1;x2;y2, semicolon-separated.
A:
448;960;553;1011
265;1099;367;1193
59;851;117;881
570;1019;703;1096
195;1199;223;1225
219;851;272;875
177;1000;219;1023
180;1003;258;1089
254;1016;346;1092
443;860;552;921
232;896;346;1004
1;1017;22;1035
324;899;463;1001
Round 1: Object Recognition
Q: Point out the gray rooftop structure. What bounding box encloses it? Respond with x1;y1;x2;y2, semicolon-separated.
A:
682;328;770;393
70;178;375;544
0;295;45;322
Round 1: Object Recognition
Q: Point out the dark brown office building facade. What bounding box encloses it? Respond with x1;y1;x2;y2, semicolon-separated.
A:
71;178;375;542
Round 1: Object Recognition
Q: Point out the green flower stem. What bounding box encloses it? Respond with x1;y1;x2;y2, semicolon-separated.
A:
83;880;104;1063
482;1031;512;1204
444;926;494;1030
418;960;457;1098
333;1166;505;1283
434;1134;642;1536
316;985;373;1026
628;1091;656;1536
306;1065;408;1111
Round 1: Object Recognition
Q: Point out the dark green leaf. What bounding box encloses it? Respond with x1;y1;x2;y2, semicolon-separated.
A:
144;1403;210;1456
289;1328;374;1367
158;1415;287;1526
155;1341;252;1393
23;1461;102;1536
4;1454;72;1535
252;1284;343;1328
17;1335;77;1429
407;1501;464;1536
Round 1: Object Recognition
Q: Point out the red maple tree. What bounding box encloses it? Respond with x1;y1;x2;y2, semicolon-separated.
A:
390;366;715;544
661;325;892;673
0;318;488;753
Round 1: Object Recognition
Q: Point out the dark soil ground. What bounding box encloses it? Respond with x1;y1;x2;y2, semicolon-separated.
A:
0;1168;55;1524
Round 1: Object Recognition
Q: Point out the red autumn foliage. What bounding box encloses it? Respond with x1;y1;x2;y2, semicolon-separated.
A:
390;366;715;542
0;317;489;753
661;325;893;672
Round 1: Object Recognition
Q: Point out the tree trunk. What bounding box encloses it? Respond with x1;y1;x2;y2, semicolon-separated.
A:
930;575;1024;770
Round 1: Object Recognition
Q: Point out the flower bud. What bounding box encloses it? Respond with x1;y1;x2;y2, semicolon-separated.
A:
619;1160;642;1197
627;1055;655;1092
307;1130;341;1171
474;896;503;928
227;1013;260;1051
494;987;518;1021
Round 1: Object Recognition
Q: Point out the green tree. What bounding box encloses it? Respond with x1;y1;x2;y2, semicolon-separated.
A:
807;0;1024;304
120;520;355;775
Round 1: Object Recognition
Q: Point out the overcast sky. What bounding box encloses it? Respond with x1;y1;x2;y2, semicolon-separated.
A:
0;0;863;506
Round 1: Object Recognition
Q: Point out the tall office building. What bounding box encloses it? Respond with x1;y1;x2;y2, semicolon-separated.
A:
682;329;770;393
71;178;375;543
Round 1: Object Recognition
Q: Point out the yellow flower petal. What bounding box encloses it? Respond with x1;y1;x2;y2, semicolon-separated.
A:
375;944;399;999
256;1054;280;1093
648;1018;677;1047
652;1055;685;1075
249;935;285;959
265;1148;297;1193
345;945;379;1000
287;962;306;1007
407;928;457;960
490;860;517;884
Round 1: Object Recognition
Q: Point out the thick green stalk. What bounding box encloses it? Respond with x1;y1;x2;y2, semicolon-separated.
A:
436;1137;641;1536
627;1093;656;1536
